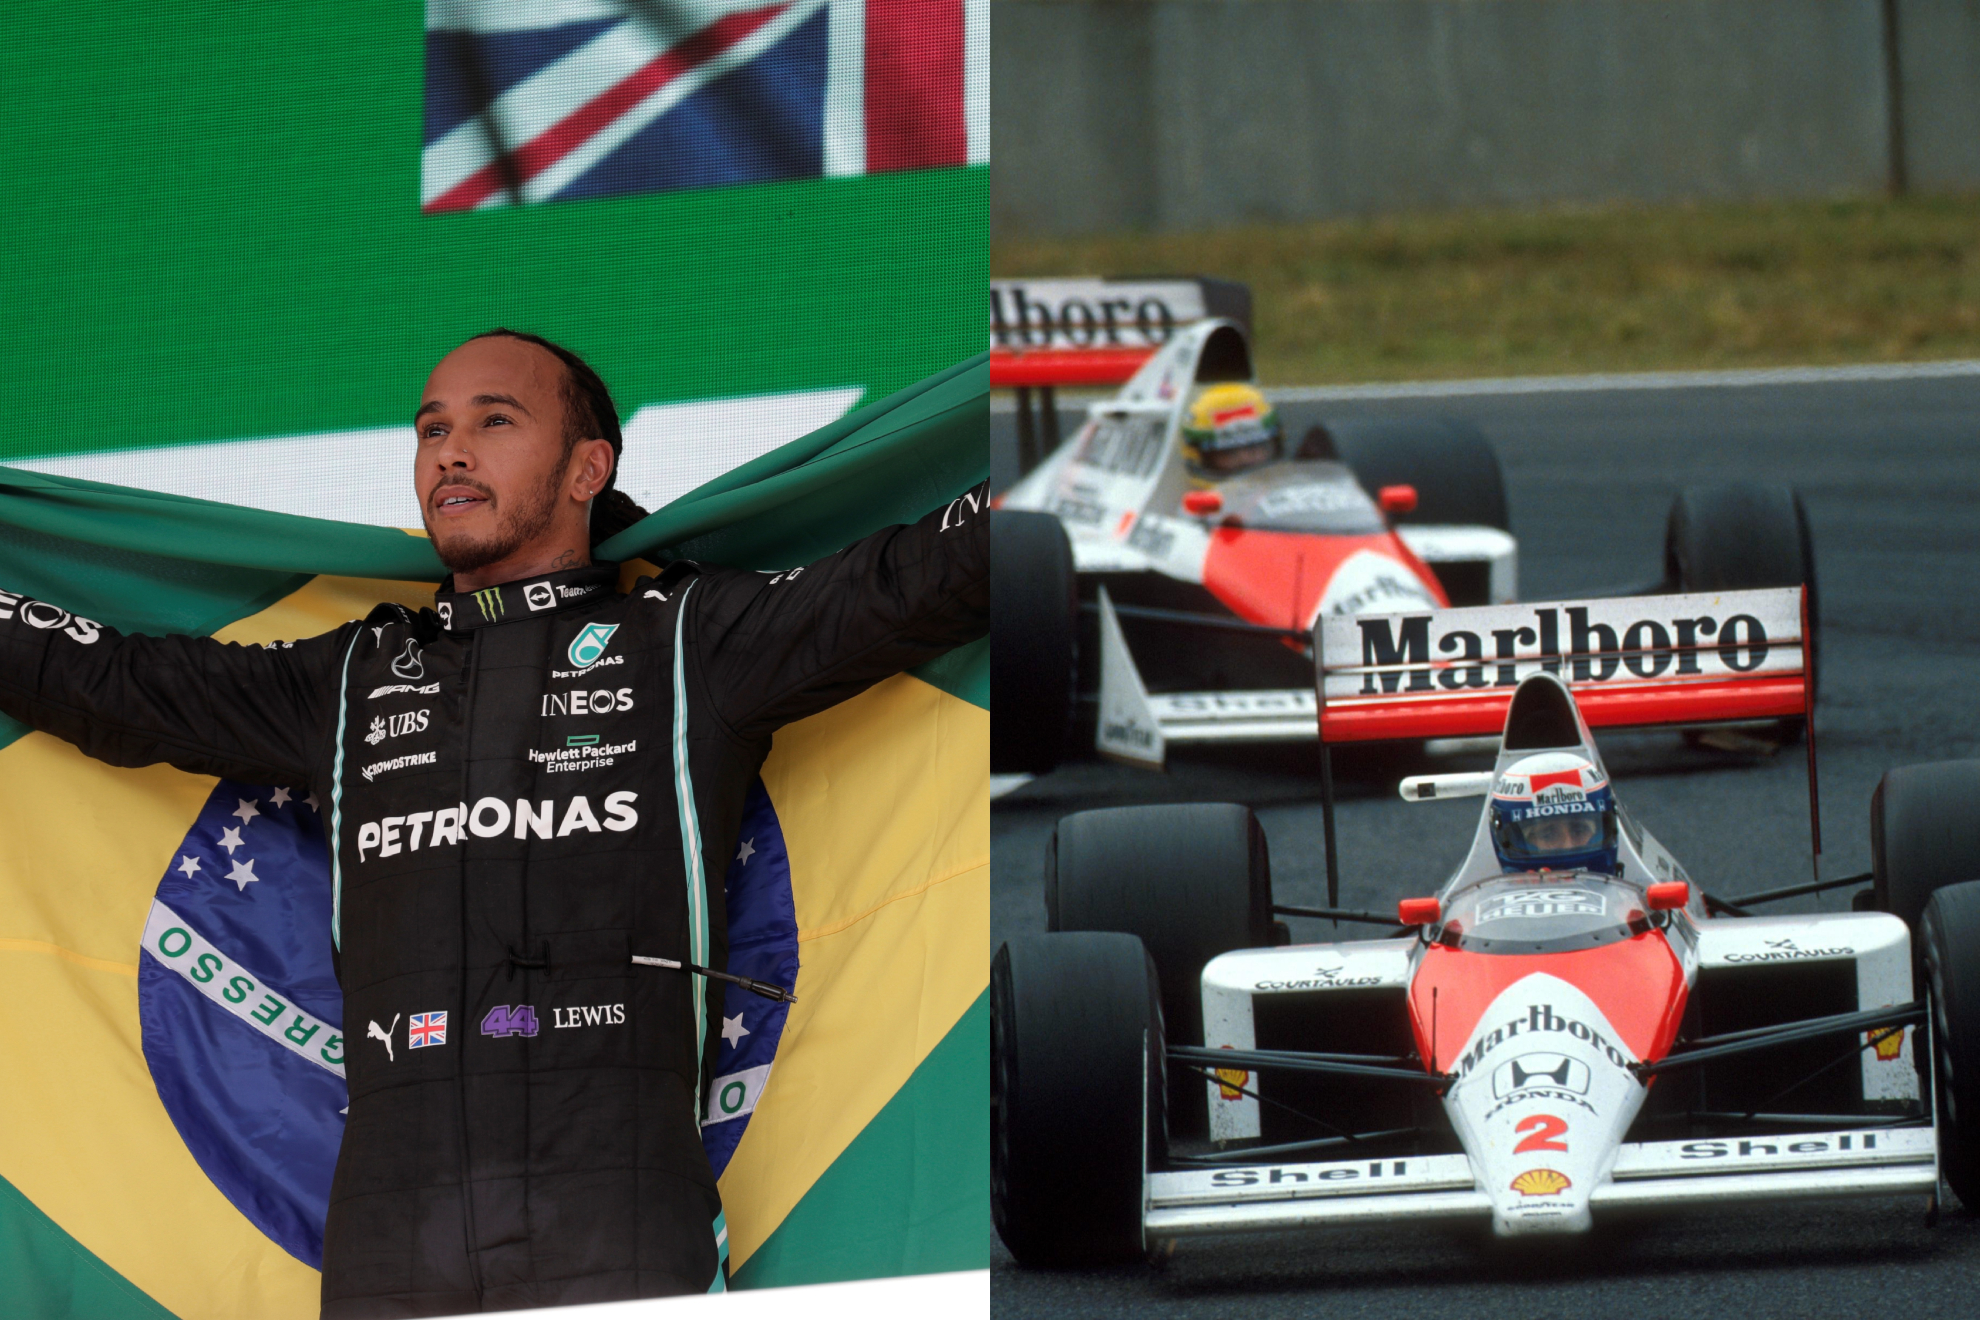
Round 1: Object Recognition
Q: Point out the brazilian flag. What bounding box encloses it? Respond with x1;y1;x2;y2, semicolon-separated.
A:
0;360;988;1318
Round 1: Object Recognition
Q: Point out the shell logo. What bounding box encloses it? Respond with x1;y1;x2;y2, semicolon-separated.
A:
1871;1027;1906;1062
1510;1168;1572;1198
1215;1065;1250;1100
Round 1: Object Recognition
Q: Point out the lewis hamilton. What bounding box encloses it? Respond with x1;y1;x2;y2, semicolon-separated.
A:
0;330;988;1316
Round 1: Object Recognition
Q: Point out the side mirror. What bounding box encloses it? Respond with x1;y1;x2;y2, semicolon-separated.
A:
1378;484;1418;516
1646;881;1690;911
1398;897;1441;925
1182;489;1224;517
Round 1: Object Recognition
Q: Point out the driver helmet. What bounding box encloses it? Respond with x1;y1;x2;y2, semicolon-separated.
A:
1181;383;1282;478
1489;752;1619;875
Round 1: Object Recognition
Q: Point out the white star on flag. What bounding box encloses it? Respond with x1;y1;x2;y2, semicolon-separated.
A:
232;798;260;824
304;792;320;812
227;858;260;892
720;1014;750;1047
218;826;245;854
735;838;755;864
176;855;201;878
270;787;292;807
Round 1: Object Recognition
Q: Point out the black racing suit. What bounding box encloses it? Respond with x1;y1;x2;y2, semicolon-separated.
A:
0;484;987;1316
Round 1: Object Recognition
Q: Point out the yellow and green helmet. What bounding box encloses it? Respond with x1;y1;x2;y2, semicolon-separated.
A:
1180;383;1282;477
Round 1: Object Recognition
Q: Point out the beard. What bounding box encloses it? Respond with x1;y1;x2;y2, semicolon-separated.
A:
424;468;564;576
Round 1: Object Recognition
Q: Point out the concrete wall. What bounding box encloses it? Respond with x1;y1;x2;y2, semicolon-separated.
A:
995;0;1980;237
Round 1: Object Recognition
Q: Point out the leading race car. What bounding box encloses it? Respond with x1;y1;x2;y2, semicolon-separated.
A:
990;289;1817;776
993;586;1980;1265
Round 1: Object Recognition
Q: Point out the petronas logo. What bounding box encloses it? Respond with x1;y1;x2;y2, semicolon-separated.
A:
473;588;504;622
568;622;619;668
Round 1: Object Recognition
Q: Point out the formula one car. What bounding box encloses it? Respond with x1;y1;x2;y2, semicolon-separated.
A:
989;294;1816;775
992;586;1980;1264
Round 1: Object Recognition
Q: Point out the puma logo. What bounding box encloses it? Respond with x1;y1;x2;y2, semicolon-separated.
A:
368;1014;399;1063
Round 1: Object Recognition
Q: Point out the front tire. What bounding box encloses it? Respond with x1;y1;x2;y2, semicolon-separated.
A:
1920;881;1980;1205
1874;760;1980;938
1048;802;1272;1135
991;933;1165;1268
991;510;1078;775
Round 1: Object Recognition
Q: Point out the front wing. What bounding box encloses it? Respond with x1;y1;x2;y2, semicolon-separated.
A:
1146;1127;1937;1237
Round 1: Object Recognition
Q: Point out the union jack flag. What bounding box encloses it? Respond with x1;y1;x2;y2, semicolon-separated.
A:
423;0;986;212
408;1011;449;1048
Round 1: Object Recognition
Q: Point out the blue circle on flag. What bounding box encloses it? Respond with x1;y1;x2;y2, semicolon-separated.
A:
137;780;346;1267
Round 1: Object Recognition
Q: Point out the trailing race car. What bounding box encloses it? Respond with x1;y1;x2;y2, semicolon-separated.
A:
992;586;1980;1265
990;300;1817;775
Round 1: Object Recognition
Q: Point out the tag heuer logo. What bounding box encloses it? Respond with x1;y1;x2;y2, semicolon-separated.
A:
524;581;555;611
568;622;619;669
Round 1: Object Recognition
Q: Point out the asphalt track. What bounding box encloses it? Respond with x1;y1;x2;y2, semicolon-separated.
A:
989;368;1980;1319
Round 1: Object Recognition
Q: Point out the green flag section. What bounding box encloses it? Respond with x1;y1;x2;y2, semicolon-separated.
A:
0;360;987;1318
0;1177;176;1320
733;992;989;1290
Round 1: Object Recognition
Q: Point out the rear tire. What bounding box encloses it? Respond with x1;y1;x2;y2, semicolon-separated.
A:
1328;417;1510;532
1919;881;1980;1206
991;933;1165;1268
1873;760;1980;937
991;510;1078;775
1048;803;1272;1135
1666;482;1819;739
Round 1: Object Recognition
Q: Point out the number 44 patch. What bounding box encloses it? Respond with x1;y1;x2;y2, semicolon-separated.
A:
481;1005;540;1038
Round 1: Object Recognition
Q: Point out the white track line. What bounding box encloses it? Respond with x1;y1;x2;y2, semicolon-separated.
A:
991;358;1980;410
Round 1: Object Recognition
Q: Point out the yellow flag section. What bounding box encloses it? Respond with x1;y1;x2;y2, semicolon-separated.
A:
723;672;988;1273
0;572;984;1317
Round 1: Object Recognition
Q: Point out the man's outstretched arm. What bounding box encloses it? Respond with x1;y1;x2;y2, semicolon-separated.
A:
685;480;990;742
0;590;346;785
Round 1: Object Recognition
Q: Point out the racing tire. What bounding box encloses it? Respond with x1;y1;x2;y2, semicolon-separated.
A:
1665;482;1819;738
1047;802;1272;1135
991;510;1078;776
1873;760;1980;940
1919;880;1980;1207
1328;417;1510;532
992;933;1165;1268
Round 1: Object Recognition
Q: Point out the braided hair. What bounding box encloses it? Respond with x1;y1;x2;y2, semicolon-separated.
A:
467;329;652;548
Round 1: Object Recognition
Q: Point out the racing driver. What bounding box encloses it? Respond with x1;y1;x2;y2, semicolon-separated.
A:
0;329;988;1316
1488;752;1620;875
1179;382;1284;479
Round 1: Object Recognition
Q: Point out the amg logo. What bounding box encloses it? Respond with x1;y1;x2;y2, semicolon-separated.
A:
1356;607;1772;695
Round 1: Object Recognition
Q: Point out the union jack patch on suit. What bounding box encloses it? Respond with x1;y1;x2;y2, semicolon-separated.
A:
423;0;986;213
408;1011;449;1049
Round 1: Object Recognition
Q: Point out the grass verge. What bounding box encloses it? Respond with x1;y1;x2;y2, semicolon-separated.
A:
993;195;1980;385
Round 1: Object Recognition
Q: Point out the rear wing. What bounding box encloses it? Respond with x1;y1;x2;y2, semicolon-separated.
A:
989;277;1251;389
1315;588;1811;744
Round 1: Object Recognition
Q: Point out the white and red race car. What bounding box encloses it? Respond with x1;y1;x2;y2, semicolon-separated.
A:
993;586;1980;1264
989;278;1817;775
